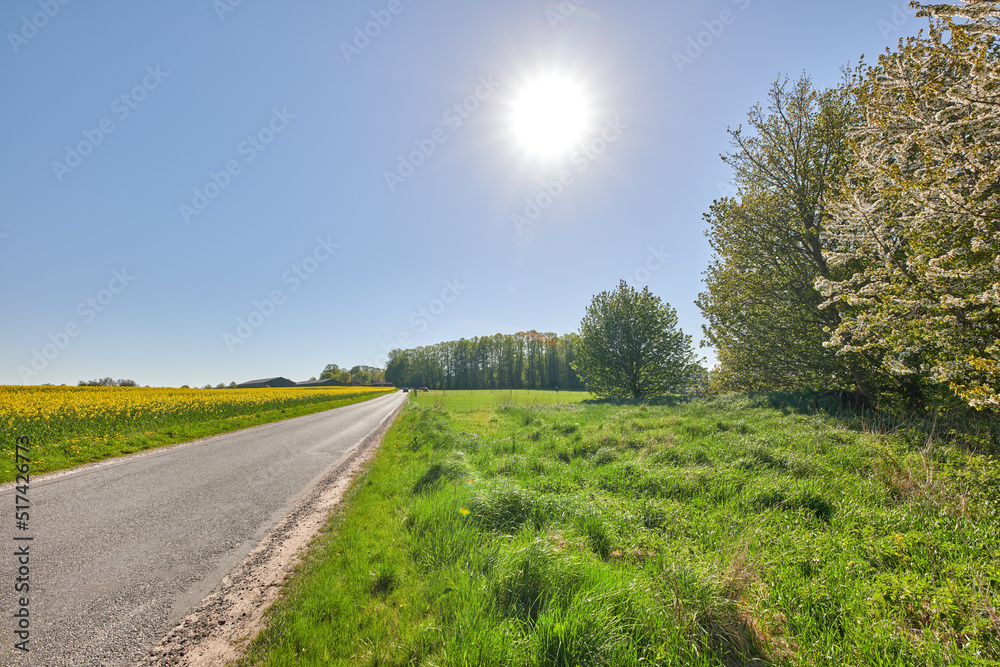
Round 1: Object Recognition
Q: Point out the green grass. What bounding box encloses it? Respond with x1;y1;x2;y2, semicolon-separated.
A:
237;391;1000;666
409;388;594;411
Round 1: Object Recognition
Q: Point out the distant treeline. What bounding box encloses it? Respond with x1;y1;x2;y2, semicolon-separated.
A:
78;377;137;387
384;331;586;391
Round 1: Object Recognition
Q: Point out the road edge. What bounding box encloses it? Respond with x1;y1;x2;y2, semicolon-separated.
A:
135;393;409;666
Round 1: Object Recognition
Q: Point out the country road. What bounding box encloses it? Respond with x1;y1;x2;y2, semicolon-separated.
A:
0;390;408;667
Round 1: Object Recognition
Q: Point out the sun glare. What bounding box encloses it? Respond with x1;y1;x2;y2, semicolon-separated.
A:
512;76;589;158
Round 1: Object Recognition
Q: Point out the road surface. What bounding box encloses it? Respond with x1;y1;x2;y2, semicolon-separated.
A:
0;390;407;666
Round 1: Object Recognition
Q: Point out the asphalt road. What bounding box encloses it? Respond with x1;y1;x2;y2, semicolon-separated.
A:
0;390;407;666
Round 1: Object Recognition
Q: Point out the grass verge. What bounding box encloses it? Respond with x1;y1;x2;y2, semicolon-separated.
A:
237;390;1000;666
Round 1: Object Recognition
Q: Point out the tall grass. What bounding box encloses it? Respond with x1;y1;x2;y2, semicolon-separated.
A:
238;391;1000;666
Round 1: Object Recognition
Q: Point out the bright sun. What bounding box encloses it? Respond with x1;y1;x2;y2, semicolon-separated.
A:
512;76;588;158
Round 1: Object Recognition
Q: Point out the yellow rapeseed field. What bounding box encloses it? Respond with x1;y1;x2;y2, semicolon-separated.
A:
0;385;394;480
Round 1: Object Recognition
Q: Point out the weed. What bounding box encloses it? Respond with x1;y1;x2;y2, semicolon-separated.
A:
369;561;398;596
413;452;471;493
469;483;549;533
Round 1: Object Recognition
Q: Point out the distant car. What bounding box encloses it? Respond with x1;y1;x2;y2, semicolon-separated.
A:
402;388;409;392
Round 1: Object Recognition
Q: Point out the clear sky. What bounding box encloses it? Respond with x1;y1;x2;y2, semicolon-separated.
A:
1;0;917;388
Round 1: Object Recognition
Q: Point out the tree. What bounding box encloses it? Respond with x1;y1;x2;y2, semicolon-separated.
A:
350;365;383;385
78;377;137;387
685;364;711;395
818;2;1000;409
382;333;586;391
696;75;880;396
384;349;411;387
574;280;697;399
320;364;351;384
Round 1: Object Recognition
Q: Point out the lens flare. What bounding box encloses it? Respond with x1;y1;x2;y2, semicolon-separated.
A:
512;76;589;158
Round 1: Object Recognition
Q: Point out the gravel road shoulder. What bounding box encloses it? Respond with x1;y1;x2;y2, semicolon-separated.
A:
136;397;406;666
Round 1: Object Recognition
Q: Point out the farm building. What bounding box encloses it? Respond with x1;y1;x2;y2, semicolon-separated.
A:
237;376;394;389
236;377;297;389
295;379;346;387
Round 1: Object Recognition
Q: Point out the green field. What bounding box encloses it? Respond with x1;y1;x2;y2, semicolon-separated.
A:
409;388;594;411
239;390;1000;666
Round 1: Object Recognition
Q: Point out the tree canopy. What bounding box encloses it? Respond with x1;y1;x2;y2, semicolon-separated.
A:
384;332;586;391
818;1;1000;409
699;2;999;414
78;378;137;387
575;281;698;399
320;364;352;384
696;75;880;396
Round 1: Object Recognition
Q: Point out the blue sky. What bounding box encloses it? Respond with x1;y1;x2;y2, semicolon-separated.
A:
1;1;917;388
